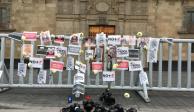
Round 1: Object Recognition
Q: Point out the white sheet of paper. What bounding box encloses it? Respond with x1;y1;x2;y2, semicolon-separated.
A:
29;57;43;68
147;38;160;63
17;63;27;77
116;47;129;57
128;61;143;71
139;71;149;85
103;71;115;82
37;70;47;84
74;72;85;84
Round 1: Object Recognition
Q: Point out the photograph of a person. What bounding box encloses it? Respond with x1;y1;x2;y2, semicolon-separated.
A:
69;34;79;45
84;37;95;47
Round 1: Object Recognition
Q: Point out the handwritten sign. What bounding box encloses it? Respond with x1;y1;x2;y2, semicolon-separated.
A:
17;63;27;77
147;38;160;63
22;31;37;41
50;61;64;72
66;56;74;70
74;72;85;84
128;49;139;59
68;45;81;55
102;71;115;82
116;47;129;57
85;50;94;60
128;61;142;71
107;35;121;45
29;57;43;68
37;70;47;84
139;71;149;85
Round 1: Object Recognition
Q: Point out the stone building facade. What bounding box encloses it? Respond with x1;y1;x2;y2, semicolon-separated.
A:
1;0;194;60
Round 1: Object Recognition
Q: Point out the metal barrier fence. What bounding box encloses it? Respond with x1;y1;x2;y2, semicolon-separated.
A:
0;33;194;103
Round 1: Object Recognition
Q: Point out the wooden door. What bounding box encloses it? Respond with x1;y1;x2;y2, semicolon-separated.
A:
89;25;115;37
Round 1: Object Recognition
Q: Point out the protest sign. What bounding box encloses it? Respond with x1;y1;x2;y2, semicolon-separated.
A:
84;37;95;47
121;35;129;45
96;33;106;46
45;46;55;58
128;49;139;59
85;50;94;60
137;37;150;48
22;31;37;41
37;45;46;55
107;35;121;45
107;46;117;58
17;63;27;77
29;57;43;68
116;47;129;57
92;62;103;73
74;72;85;84
115;60;129;70
128;36;136;46
147;38;160;63
22;44;33;58
54;35;65;44
102;71;115;82
66;56;74;70
40;31;51;44
37;70;47;84
139;71;149;85
69;34;80;45
68;45;81;55
128;61;142;71
75;61;86;73
50;61;64;72
55;46;67;57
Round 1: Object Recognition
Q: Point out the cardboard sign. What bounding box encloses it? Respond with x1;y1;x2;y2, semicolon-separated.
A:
116;47;129;57
37;45;47;55
139;71;149;85
107;35;121;45
69;34;80;45
128;36;136;46
29;57;43;68
102;71;115;82
22;44;33;58
50;61;64;72
147;38;160;63
40;31;51;44
116;60;129;70
22;31;37;41
92;62;103;73
54;35;65;44
55;46;67;57
17;63;27;77
72;83;85;95
128;61;142;71
37;70;47;84
68;45;81;55
128;49;139;59
45;46;55;58
96;33;106;46
85;50;94;60
74;72;85;84
66;56;74;70
107;46;117;58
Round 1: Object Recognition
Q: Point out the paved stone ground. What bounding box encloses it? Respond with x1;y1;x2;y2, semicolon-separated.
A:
0;88;194;112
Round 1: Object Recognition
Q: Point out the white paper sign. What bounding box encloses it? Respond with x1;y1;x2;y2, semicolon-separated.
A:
128;36;136;45
17;63;27;77
139;71;149;85
96;33;106;46
29;57;43;68
116;47;129;57
0;70;3;79
37;70;47;84
68;45;81;55
55;46;67;57
107;35;121;45
74;72;85;84
66;56;74;70
147;38;160;63
102;71;115;82
75;61;86;73
85;50;94;60
128;61;142;71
